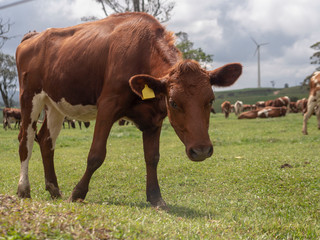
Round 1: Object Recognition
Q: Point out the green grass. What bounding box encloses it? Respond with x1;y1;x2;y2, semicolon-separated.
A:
0;113;320;239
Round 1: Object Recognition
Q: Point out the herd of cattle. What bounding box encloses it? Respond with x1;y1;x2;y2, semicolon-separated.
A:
220;96;306;119
218;71;320;135
2;108;89;130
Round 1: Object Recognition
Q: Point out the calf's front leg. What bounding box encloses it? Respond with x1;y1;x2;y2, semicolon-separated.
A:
143;127;167;209
70;101;117;202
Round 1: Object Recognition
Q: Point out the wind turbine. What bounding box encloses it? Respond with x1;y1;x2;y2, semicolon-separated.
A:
251;37;269;88
0;0;34;10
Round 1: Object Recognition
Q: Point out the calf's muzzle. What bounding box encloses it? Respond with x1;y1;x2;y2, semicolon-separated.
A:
187;144;213;162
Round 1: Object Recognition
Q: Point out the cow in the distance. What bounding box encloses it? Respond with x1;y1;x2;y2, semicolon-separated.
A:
238;109;259;119
221;101;231;118
63;117;76;129
255;101;265;109
296;98;307;114
238;106;286;119
63;117;90;129
243;104;253;111
289;101;298;113
78;121;90;129
273;96;290;113
16;12;242;208
234;100;243;116
257;106;287;118
302;72;320;135
265;100;274;107
3;108;21;130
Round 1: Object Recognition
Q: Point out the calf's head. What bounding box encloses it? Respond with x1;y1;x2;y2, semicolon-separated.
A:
130;60;242;161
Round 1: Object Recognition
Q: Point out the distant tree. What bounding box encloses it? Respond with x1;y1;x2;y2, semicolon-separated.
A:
0;18;12;48
175;31;213;66
284;83;289;88
92;0;175;22
310;42;320;71
303;42;320;86
270;80;275;88
0;52;17;108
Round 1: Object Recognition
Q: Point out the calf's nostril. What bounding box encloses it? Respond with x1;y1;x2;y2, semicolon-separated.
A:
188;146;213;161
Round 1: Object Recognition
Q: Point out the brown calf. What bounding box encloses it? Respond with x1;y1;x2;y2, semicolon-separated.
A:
16;12;242;208
302;72;320;134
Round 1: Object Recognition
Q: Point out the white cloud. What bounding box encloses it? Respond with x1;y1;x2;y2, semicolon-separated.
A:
229;0;320;37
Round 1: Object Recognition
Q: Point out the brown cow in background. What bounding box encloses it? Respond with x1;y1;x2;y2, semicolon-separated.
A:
296;98;307;113
221;101;231;118
15;12;242;208
3;108;21;130
255;101;265;109
273;96;290;113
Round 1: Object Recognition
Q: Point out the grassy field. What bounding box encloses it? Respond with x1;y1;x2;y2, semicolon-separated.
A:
0;113;319;239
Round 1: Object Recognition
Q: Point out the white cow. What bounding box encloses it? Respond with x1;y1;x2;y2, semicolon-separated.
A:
234;100;243;116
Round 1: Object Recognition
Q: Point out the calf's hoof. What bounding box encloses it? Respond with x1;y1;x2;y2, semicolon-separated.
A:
46;183;62;199
69;188;87;202
150;198;168;210
17;185;31;198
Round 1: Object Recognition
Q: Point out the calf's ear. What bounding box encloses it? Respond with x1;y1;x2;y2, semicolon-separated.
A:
209;63;242;87
129;74;166;100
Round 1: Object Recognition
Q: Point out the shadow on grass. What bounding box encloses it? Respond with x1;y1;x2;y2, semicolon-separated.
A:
166;204;214;219
93;199;213;219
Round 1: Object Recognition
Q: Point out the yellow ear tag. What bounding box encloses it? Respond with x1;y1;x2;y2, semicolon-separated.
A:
141;84;155;100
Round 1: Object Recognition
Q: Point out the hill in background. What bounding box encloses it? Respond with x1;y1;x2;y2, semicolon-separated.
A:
213;86;309;113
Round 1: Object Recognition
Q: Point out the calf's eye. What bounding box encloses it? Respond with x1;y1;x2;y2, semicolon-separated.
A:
170;100;178;109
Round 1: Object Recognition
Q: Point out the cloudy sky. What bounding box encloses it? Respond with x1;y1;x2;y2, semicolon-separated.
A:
1;0;320;91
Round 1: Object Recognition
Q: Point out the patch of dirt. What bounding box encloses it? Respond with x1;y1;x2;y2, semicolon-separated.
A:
0;194;111;239
280;163;293;169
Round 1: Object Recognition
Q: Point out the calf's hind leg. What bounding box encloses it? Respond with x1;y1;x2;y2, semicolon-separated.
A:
18;93;44;198
302;96;317;135
36;107;64;198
